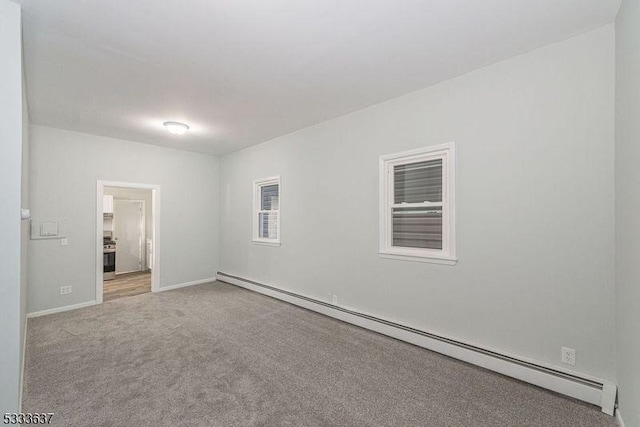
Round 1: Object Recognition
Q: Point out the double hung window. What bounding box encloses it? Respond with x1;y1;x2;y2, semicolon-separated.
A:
253;177;280;245
379;143;456;264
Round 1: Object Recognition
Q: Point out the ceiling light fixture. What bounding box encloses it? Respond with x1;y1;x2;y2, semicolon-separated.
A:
163;121;190;135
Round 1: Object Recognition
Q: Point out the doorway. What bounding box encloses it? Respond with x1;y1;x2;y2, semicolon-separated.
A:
96;181;160;304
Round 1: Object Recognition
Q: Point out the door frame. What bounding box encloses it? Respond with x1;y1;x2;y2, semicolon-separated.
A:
96;181;160;303
113;198;145;275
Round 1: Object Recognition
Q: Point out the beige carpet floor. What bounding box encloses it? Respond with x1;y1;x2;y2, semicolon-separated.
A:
23;281;616;426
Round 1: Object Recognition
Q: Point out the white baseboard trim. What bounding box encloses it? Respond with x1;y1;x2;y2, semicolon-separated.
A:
217;272;617;416
616;408;626;427
27;300;97;318
18;318;27;412
26;277;215;318
157;277;216;292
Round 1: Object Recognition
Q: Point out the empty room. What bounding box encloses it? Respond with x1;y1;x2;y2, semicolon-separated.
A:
1;0;639;426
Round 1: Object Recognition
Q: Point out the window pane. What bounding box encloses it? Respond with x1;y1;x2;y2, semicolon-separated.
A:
259;212;278;239
394;159;442;204
261;184;279;210
392;206;442;249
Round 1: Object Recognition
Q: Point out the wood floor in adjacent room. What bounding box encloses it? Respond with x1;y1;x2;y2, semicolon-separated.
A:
103;271;151;302
23;281;616;426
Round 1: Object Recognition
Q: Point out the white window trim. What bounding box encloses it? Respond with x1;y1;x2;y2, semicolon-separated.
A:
379;142;457;265
252;176;281;247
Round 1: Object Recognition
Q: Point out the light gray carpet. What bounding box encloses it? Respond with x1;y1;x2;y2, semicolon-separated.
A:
24;281;616;427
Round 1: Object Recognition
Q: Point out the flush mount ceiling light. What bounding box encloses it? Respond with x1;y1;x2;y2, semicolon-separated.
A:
163;121;190;135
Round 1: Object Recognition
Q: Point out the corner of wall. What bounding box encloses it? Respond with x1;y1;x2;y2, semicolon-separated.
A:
0;0;27;413
19;1;31;411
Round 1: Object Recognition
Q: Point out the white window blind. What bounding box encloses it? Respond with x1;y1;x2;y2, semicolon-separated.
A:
392;159;443;249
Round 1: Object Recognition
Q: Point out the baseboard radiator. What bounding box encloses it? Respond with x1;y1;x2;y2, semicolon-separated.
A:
216;272;617;416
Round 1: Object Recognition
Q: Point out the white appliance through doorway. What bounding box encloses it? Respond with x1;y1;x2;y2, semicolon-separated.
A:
114;199;145;274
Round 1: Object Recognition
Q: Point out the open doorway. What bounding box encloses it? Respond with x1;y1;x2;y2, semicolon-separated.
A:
96;181;160;303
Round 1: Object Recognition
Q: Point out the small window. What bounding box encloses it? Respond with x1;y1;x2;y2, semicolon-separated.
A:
253;176;281;246
379;143;456;264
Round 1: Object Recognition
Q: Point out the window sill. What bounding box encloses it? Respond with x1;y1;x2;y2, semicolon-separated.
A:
378;252;458;265
252;239;281;247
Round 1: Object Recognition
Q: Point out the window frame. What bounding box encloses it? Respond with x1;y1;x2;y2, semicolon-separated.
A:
252;176;281;246
379;142;457;265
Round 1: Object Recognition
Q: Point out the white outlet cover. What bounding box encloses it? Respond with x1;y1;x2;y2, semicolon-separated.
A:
60;238;68;246
561;347;576;365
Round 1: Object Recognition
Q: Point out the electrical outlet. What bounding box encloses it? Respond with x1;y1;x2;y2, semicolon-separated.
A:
60;238;68;246
60;285;72;295
561;347;576;366
331;294;338;305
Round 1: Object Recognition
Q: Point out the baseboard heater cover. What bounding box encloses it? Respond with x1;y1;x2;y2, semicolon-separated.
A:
216;272;616;416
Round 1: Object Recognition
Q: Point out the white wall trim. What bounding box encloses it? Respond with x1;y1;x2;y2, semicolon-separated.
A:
616;408;626;427
27;300;97;318
157;277;216;292
217;272;616;415
18;319;27;412
26;277;214;317
251;240;282;247
97;181;161;304
378;253;458;265
600;382;618;417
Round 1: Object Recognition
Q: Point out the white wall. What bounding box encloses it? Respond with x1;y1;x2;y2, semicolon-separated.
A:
104;187;152;270
0;0;25;413
28;125;220;313
219;26;616;382
615;0;640;424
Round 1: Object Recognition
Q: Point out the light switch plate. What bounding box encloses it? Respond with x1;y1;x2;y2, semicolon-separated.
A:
60;238;68;246
31;218;68;240
40;221;59;236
